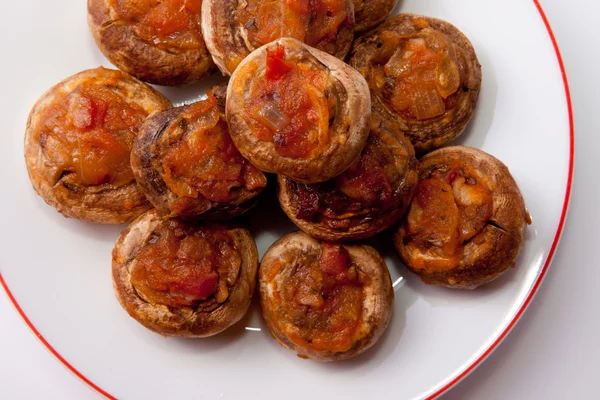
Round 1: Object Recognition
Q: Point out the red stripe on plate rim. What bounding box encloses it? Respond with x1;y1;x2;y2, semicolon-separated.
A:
0;276;117;399
0;1;574;399
427;0;575;398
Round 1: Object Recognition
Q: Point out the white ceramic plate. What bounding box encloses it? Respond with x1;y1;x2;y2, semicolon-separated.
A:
0;0;572;399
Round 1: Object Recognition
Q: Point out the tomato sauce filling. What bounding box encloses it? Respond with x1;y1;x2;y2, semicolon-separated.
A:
247;45;332;159
111;0;205;50
38;70;147;187
159;92;267;209
368;21;465;120
291;136;395;228
403;164;493;271
232;0;350;69
131;220;241;308
273;244;364;353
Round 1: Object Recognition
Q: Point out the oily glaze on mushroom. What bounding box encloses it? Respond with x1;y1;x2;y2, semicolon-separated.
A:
226;38;371;184
112;210;259;337
132;86;267;220
260;231;393;361
278;118;418;241
202;0;355;76
24;67;172;224
353;0;398;33
394;146;530;289
349;14;482;153
88;0;215;85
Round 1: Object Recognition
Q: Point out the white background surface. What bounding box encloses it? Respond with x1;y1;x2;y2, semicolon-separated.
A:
0;0;597;399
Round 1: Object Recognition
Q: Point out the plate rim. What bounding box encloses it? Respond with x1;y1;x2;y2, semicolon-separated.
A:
0;1;574;399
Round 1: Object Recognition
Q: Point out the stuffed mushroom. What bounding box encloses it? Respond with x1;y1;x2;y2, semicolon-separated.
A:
112;210;259;337
88;0;215;86
226;38;371;184
202;0;355;76
260;231;393;361
349;14;482;153
131;86;267;220
24;67;172;224
278;118;418;241
394;146;530;289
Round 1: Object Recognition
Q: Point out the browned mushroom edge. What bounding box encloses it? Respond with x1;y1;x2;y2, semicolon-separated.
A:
353;0;398;33
88;0;215;86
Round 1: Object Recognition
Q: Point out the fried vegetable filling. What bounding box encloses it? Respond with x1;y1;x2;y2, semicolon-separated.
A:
111;0;206;50
130;220;241;308
402;163;493;271
246;45;334;159
268;244;365;353
37;69;147;188
368;19;467;120
290;132;404;230
157;92;267;214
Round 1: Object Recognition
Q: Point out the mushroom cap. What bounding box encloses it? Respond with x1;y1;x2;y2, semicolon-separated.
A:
226;38;371;184
112;210;259;337
260;231;394;361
